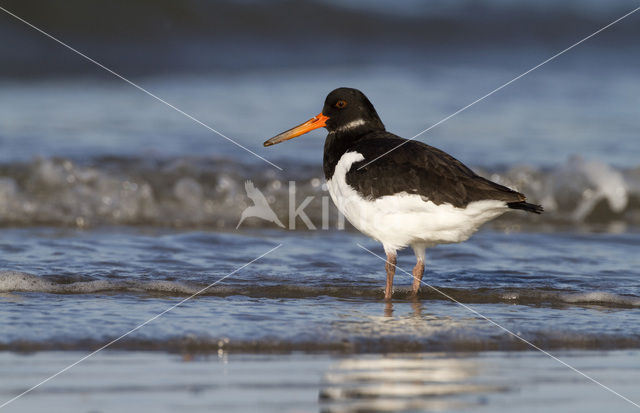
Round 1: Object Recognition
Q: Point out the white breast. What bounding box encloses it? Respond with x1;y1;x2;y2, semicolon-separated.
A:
326;151;509;251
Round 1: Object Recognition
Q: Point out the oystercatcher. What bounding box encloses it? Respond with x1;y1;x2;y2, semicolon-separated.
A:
264;88;542;300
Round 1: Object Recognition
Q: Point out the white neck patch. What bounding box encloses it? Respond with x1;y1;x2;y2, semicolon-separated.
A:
334;118;366;134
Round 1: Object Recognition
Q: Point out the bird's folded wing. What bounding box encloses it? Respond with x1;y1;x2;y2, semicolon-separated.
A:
346;135;525;208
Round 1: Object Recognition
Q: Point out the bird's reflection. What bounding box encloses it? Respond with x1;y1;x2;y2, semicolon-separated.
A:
321;300;507;412
319;354;504;412
411;298;424;318
383;297;424;318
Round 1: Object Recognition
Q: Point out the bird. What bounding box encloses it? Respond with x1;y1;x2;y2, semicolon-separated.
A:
264;87;542;300
236;180;285;229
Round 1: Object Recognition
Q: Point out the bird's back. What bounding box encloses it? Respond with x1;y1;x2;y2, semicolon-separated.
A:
342;132;525;208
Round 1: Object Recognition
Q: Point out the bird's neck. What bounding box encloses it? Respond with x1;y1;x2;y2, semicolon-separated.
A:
323;127;380;180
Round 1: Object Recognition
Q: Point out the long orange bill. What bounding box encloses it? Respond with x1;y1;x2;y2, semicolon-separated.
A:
263;113;329;147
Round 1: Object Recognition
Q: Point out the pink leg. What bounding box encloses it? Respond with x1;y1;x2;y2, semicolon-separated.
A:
384;251;397;301
384;301;393;317
411;258;424;297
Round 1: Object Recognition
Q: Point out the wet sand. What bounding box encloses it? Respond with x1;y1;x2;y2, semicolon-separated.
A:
2;350;639;412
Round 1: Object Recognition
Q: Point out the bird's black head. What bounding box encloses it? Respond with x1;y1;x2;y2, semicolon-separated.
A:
263;87;385;147
321;88;385;135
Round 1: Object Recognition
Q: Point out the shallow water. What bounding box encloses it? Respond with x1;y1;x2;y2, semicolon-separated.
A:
1;228;639;354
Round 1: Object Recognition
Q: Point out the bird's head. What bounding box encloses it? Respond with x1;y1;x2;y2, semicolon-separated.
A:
263;87;385;147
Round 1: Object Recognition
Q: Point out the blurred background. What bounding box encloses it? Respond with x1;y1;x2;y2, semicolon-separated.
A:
0;0;638;228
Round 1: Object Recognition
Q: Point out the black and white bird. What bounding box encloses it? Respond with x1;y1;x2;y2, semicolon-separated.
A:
264;88;542;300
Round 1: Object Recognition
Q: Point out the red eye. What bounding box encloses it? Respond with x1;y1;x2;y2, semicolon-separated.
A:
335;100;347;109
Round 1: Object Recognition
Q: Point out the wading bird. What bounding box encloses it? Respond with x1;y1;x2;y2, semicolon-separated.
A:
264;88;542;300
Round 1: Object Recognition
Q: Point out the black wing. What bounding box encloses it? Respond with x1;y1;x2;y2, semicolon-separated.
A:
345;133;526;208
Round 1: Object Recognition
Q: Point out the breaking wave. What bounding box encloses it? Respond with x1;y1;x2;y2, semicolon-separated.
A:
0;156;638;229
2;271;639;308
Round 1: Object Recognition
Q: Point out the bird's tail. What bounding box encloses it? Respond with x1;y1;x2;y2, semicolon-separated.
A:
507;201;543;214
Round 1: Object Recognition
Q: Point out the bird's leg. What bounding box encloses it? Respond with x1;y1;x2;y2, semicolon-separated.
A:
384;301;393;317
384;251;397;301
411;257;424;297
410;245;426;298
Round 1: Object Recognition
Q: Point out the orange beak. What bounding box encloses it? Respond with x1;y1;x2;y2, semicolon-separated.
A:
263;113;329;147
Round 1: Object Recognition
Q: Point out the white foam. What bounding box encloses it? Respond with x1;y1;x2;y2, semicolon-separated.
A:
561;291;640;307
0;271;57;292
0;271;200;295
555;156;629;221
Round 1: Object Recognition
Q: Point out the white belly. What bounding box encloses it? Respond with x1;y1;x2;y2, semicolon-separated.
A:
327;151;509;251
